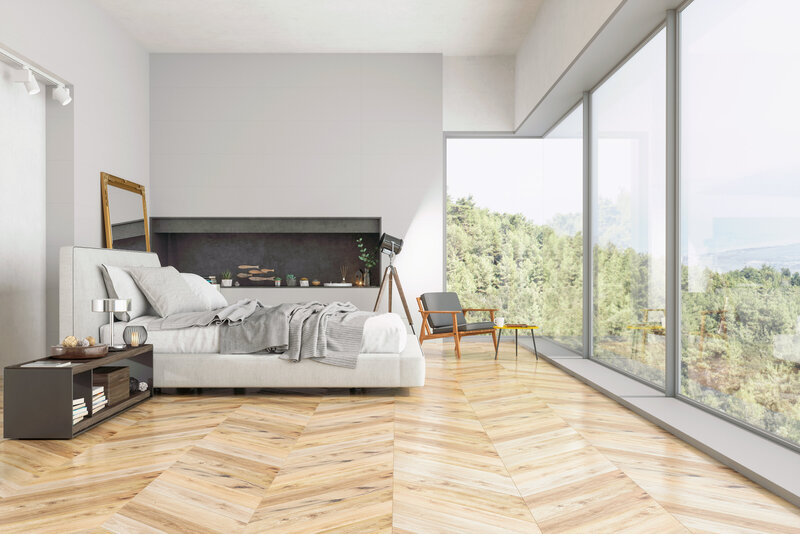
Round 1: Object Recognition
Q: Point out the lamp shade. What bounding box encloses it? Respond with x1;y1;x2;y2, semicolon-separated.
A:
91;298;131;313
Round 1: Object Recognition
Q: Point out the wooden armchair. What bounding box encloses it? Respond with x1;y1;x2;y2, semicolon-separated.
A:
417;292;498;359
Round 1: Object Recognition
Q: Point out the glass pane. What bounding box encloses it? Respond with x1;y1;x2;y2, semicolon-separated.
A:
446;126;582;350
592;29;666;386
680;0;800;445
542;105;584;351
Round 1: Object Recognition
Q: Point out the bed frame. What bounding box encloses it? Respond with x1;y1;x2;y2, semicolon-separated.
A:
59;246;425;388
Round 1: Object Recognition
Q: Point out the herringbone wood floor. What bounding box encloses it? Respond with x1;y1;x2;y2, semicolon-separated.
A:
2;342;799;533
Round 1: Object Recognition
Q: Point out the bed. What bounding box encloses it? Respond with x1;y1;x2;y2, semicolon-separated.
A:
59;246;425;388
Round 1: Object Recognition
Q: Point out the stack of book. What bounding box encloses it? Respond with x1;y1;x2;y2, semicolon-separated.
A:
92;386;107;414
73;397;87;425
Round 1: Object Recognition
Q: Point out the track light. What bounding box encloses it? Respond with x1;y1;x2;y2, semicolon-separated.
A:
11;67;40;95
52;85;72;106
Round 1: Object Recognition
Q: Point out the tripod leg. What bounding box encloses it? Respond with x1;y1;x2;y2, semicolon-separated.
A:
390;267;416;334
388;271;393;313
373;266;392;312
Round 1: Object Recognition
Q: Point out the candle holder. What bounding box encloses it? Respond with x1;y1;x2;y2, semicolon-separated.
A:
123;325;148;347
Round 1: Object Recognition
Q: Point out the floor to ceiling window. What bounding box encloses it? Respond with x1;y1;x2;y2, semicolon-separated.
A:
679;0;800;445
592;28;666;386
446;123;582;347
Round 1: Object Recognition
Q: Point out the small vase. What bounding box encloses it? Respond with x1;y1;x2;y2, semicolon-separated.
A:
221;279;233;287
275;280;281;287
363;270;370;287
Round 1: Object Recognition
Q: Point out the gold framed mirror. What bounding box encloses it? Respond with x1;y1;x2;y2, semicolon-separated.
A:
101;172;151;252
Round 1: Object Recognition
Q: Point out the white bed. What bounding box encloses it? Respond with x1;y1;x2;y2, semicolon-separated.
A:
60;246;425;388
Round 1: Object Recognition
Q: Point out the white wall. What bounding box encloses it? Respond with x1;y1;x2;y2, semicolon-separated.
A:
0;62;46;366
150;54;444;332
443;56;515;132
0;0;150;247
515;0;624;128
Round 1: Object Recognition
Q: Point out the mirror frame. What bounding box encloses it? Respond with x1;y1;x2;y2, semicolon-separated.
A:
100;172;151;252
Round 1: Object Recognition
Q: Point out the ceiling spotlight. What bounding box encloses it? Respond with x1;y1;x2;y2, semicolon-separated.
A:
11;67;40;95
53;84;72;106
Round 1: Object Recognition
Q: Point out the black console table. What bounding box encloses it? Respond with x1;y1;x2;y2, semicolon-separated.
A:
3;345;153;439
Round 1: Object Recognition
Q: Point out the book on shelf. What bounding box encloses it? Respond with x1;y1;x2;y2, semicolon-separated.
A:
21;360;73;368
73;408;88;417
72;398;86;406
72;416;84;425
92;386;104;396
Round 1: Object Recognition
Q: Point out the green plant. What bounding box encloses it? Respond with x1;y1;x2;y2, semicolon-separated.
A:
286;274;296;280
356;237;378;270
221;270;232;280
274;276;282;281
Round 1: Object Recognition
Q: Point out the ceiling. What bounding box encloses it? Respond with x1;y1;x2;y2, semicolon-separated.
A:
92;0;543;55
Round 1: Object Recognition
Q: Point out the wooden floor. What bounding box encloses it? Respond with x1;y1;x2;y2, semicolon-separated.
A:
1;342;800;533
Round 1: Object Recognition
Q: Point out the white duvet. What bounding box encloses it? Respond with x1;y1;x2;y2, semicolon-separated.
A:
102;312;408;354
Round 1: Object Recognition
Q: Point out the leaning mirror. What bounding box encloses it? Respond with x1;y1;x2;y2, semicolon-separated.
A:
101;172;150;251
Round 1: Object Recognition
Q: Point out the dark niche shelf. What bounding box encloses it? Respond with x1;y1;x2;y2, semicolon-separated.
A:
149;217;381;287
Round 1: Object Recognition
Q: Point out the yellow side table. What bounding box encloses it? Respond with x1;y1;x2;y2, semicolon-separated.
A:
493;324;539;360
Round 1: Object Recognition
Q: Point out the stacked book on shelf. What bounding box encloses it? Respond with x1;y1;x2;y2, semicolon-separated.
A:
92;386;107;414
72;397;87;425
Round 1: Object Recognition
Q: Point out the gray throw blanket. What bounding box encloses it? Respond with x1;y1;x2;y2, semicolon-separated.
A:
146;299;373;368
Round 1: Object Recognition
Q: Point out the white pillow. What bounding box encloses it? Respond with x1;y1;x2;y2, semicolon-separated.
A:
181;273;228;310
127;266;206;317
100;264;154;321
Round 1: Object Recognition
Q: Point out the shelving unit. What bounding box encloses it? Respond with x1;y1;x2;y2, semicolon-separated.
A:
3;345;153;439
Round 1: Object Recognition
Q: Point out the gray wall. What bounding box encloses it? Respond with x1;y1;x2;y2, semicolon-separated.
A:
0;62;46;366
0;0;150;247
150;54;444;332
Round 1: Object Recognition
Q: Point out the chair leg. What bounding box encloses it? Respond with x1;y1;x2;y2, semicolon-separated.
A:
453;334;462;359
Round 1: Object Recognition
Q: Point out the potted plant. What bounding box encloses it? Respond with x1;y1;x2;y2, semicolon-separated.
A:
220;270;233;287
286;274;297;287
356;237;378;286
274;277;282;287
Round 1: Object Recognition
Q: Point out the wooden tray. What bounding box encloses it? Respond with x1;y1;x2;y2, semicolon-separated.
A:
49;344;109;359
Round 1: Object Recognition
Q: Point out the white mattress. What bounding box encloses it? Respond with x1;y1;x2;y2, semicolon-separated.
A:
101;312;408;354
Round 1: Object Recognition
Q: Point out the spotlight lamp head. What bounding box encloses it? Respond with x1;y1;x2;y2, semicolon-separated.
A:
53;84;72;106
12;66;40;95
378;233;403;256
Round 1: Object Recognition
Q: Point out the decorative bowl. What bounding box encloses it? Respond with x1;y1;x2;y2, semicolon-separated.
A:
49;344;109;359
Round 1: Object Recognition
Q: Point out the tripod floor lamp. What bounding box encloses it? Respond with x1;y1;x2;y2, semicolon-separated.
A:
373;233;415;334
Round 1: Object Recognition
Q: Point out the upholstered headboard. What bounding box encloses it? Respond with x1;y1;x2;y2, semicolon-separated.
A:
59;246;161;340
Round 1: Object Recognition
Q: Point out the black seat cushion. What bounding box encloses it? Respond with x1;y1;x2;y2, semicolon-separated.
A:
432;321;495;335
420;292;466;331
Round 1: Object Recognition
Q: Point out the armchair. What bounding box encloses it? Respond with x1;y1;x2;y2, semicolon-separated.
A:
417;292;498;359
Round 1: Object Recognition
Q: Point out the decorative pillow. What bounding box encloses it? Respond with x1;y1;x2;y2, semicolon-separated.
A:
100;264;154;321
181;273;228;310
126;266;206;317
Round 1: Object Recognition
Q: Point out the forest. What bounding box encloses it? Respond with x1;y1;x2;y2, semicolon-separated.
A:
446;195;800;445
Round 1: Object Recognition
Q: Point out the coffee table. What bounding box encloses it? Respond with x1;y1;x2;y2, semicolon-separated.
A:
493;324;539;360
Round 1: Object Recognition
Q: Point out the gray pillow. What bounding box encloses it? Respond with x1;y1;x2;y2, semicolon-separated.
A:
100;264;154;321
127;266;206;317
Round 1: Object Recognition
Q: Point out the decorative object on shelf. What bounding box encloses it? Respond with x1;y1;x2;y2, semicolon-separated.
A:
354;271;363;286
123;325;148;347
356;236;377;286
221;270;233;287
312;279;321;286
129;377;149;393
340;265;348;283
234;281;240;287
94;366;130;405
92;298;130;350
238;264;275;285
286;274;297;286
274;277;282;287
300;277;310;287
138;381;149;392
324;282;353;287
50;343;109;359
